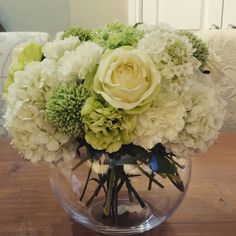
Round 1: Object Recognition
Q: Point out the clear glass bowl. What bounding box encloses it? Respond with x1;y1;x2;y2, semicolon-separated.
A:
50;157;191;235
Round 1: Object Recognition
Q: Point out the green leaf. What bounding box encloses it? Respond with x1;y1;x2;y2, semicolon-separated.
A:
72;156;90;171
155;154;177;174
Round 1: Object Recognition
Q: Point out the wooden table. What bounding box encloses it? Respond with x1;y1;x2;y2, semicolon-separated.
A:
0;132;236;236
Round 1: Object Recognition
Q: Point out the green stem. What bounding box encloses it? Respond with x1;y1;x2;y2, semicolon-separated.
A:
72;156;90;171
113;168;119;225
79;163;92;202
124;173;146;208
137;165;164;189
103;166;115;217
148;172;155;191
86;175;107;207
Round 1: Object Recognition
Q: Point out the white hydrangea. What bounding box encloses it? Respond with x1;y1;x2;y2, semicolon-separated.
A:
134;91;186;149
57;41;103;81
138;31;200;80
42;36;80;60
4;61;77;163
165;76;226;158
137;23;174;34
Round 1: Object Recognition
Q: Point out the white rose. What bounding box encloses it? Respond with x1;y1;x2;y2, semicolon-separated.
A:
93;47;161;113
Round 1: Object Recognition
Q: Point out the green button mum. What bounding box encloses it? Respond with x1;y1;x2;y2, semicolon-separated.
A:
81;97;136;153
61;27;91;41
46;81;90;137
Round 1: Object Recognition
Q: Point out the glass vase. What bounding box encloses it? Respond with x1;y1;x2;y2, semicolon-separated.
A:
49;155;191;235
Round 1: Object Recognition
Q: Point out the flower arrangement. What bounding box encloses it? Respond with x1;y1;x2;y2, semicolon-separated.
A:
3;22;226;222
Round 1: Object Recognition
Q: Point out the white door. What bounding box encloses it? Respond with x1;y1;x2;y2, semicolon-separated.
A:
140;0;223;30
222;0;236;29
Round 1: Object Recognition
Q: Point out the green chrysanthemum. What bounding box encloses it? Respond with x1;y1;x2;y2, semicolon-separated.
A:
81;97;136;153
91;21;144;49
61;27;91;41
178;30;209;70
46;81;90;137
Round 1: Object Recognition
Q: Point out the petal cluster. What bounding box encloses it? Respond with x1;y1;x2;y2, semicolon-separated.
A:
4;61;76;163
4;21;226;163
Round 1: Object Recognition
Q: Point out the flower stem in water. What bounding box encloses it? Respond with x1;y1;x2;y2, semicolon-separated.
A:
103;166;115;216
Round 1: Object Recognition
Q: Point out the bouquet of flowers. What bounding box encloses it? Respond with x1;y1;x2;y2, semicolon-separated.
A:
3;22;225;222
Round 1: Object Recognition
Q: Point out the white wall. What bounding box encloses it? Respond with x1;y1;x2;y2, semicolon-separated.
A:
70;0;128;29
0;0;128;35
0;0;71;35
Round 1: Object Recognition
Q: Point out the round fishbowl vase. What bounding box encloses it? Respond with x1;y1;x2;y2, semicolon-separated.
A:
50;155;191;235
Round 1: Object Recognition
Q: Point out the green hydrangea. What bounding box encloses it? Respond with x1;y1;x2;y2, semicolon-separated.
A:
46;81;90;137
91;21;144;49
178;30;209;70
61;27;91;41
81;97;136;153
4;41;42;95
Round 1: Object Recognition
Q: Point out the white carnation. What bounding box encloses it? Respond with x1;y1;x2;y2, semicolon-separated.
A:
42;36;80;60
57;41;103;81
4;61;76;163
165;76;226;158
134;91;186;149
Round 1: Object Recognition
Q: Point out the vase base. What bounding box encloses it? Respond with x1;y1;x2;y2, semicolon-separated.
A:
90;197;152;227
78;197;166;235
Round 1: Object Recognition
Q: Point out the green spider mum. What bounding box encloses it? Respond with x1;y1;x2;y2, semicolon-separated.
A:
91;21;144;49
178;30;209;70
61;27;92;42
46;81;90;137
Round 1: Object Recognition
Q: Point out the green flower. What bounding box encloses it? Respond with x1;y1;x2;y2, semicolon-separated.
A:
91;21;144;49
4;41;42;95
81;97;136;153
166;39;188;66
61;27;91;41
178;31;209;70
46;81;90;137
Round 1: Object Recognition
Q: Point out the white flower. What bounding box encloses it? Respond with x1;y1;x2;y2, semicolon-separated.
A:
137;23;174;34
55;31;64;40
138;31;200;80
134;90;186;149
93;47;161;112
57;41;103;81
42;36;80;60
4;61;76;163
165;76;226;158
206;48;226;80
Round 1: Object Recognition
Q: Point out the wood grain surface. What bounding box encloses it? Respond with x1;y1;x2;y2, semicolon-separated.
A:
0;132;236;236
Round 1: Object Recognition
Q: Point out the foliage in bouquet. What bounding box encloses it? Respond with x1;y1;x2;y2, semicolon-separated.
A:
3;21;226;218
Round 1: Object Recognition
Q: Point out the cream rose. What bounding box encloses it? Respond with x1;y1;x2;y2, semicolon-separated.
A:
93;47;161;113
